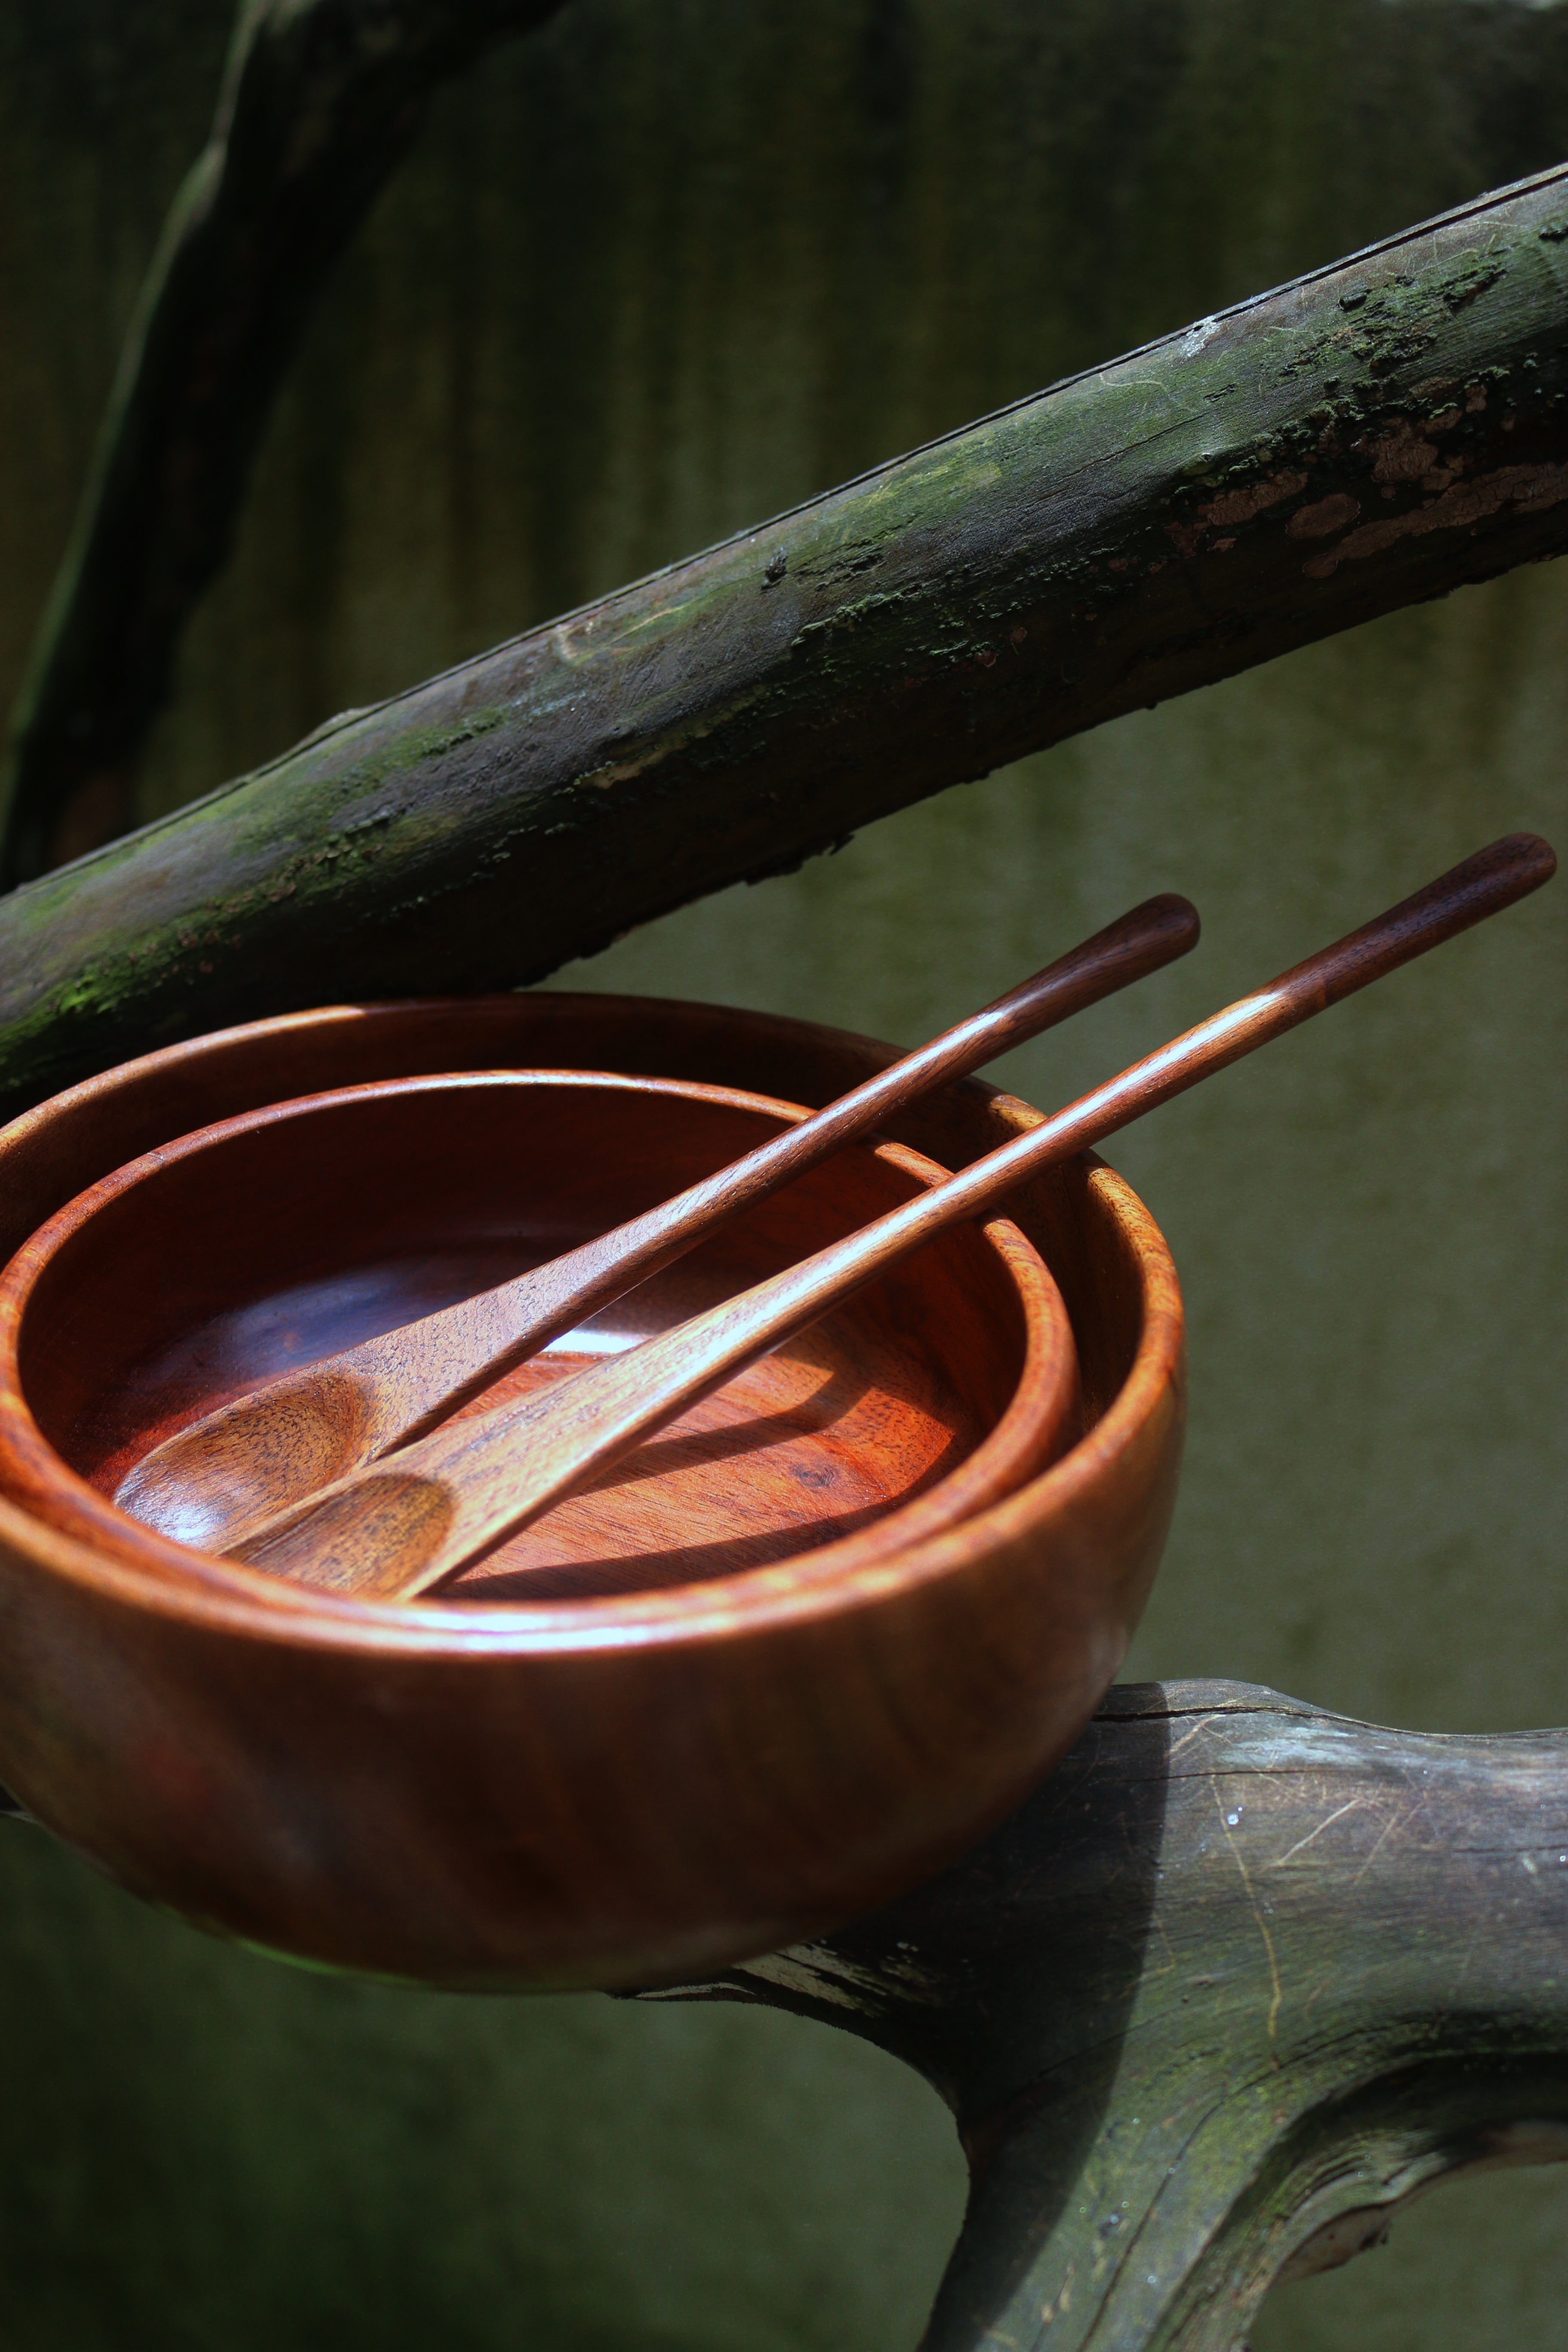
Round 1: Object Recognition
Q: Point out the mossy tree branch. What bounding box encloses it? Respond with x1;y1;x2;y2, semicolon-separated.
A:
5;164;1568;1115
638;1680;1568;2352
0;0;567;890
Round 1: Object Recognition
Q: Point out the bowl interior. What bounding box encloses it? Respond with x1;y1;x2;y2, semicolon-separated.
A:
12;1072;1049;1602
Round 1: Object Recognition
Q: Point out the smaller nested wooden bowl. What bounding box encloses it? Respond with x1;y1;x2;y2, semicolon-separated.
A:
0;1072;1069;1597
0;995;1185;1992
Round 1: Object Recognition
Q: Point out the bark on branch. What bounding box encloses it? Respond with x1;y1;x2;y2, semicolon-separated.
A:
0;0;566;889
4;163;1568;1118
639;1680;1568;2352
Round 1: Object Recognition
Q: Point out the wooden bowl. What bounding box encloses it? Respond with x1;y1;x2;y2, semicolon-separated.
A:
0;1071;1071;1597
0;994;1184;1991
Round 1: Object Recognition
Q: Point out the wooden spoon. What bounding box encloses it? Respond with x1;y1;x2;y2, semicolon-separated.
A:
232;832;1555;1602
116;892;1200;1551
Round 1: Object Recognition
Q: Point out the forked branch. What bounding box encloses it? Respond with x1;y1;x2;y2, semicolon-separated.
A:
640;1681;1568;2352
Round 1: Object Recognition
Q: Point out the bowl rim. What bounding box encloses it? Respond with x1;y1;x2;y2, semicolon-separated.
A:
0;997;1183;1664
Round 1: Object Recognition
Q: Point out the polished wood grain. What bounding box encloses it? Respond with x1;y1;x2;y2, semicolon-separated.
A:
0;1074;1071;1600
229;832;1554;1602
0;991;1184;1988
217;1107;1075;1597
112;893;1197;1554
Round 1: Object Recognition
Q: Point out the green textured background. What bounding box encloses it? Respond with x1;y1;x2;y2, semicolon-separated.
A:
1;3;1566;2345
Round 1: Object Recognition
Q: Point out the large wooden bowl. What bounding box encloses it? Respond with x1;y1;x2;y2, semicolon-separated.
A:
0;1071;1070;1595
0;995;1184;1991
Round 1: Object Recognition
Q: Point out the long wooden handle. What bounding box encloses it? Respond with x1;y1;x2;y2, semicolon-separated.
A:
237;834;1554;1601
118;892;1197;1549
360;889;1201;1433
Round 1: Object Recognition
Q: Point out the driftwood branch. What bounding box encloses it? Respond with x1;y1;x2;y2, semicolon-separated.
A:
0;0;566;889
637;1679;1568;2352
5;164;1568;1115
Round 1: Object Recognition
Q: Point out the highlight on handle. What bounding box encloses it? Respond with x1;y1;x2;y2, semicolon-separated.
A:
1284;833;1556;1012
962;834;1558;1167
